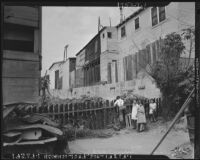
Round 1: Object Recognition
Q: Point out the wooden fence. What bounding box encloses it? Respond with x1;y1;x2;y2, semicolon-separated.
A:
28;98;162;130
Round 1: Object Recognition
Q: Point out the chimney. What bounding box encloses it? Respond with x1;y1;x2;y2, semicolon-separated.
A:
98;16;101;32
119;6;124;23
64;45;68;61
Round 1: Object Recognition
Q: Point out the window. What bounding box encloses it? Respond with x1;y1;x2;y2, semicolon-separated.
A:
121;26;126;38
3;23;34;52
107;63;112;83
102;33;105;38
107;32;112;38
135;17;139;30
151;7;158;26
159;7;166;22
55;70;59;89
95;40;98;53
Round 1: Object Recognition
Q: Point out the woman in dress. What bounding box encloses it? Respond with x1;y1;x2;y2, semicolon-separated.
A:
131;99;139;129
137;100;147;132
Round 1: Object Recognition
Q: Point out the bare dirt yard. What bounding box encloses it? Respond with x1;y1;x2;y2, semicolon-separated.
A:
68;117;194;159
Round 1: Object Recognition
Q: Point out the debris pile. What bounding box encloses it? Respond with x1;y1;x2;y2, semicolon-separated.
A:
3;103;69;154
170;142;194;159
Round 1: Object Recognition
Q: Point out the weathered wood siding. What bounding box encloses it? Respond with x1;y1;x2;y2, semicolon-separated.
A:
3;6;42;104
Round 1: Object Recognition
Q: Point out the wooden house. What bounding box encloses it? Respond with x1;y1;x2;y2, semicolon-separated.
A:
2;6;42;104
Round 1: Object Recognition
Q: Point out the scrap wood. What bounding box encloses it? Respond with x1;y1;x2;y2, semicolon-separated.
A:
5;124;63;136
3;131;22;137
3;106;16;119
20;129;42;140
21;114;59;127
3;103;35;119
3;137;57;146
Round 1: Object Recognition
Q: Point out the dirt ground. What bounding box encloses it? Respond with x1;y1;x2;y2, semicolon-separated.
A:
68;117;194;159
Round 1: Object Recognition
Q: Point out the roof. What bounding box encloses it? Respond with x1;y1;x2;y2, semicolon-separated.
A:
116;7;145;28
116;2;170;28
49;61;65;70
76;26;107;56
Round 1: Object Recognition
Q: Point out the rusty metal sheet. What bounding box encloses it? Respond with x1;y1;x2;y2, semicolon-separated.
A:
3;137;57;146
5;124;63;136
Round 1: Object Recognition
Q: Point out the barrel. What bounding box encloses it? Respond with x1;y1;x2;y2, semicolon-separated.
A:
186;114;195;144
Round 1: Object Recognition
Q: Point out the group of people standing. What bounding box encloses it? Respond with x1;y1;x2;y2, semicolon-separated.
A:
114;96;157;132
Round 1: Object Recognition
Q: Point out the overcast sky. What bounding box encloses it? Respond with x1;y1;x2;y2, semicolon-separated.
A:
42;7;139;75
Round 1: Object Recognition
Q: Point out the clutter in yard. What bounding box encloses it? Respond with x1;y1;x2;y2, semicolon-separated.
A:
2;103;69;154
171;142;194;159
62;124;115;141
38;95;106;106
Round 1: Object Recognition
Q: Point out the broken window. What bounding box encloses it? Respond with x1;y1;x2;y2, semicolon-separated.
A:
121;26;126;38
107;32;112;38
151;7;158;26
159;7;166;22
135;17;140;30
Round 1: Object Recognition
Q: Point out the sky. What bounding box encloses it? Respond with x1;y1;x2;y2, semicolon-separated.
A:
42;7;139;75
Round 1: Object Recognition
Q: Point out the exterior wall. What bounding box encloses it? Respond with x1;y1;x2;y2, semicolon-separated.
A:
50;70;160;100
61;60;70;90
49;2;194;100
100;51;119;83
2;6;42;104
75;49;85;87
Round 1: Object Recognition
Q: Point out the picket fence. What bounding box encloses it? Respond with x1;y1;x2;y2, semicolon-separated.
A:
28;98;161;130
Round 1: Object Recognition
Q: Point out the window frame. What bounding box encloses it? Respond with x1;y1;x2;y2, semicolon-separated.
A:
107;32;112;39
151;7;158;27
158;6;166;22
135;17;140;30
121;26;126;38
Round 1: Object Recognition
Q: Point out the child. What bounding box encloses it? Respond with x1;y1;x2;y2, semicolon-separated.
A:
131;99;139;129
137;100;147;132
149;99;157;122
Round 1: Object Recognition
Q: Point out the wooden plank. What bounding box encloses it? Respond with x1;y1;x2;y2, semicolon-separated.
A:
4;6;39;21
34;29;40;54
4;6;39;27
2;59;40;78
152;42;157;64
2;78;39;104
3;50;40;61
4;17;38;28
